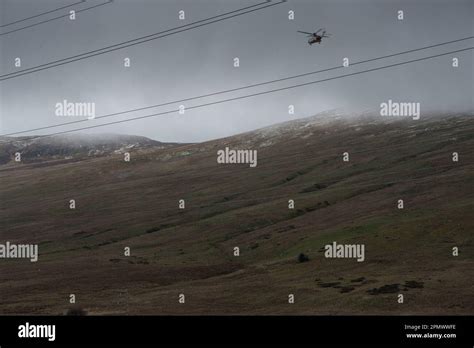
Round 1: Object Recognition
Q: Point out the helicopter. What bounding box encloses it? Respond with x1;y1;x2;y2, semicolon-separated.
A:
297;28;331;45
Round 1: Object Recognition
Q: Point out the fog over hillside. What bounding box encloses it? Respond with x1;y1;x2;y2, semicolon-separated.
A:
1;0;472;142
0;133;181;164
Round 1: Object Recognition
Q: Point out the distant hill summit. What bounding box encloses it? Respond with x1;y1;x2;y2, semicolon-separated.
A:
0;133;181;164
2;109;469;165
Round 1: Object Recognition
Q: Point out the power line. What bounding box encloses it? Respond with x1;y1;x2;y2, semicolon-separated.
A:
0;0;277;78
0;0;86;28
0;0;112;37
3;47;470;142
0;0;283;80
2;37;473;137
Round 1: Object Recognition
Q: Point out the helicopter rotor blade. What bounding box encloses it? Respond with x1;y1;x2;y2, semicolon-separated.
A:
297;31;313;35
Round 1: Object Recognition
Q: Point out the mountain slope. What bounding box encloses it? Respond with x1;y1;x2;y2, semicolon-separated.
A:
0;133;181;164
0;111;473;315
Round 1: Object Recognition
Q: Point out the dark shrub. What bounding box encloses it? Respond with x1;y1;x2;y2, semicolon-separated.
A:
65;306;87;316
297;253;309;263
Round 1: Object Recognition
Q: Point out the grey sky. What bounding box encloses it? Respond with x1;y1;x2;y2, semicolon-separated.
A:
1;0;472;142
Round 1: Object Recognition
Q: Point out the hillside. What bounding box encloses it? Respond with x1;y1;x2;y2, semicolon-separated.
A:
0;110;473;315
0;133;180;164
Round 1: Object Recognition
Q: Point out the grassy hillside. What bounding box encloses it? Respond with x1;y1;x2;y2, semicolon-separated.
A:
0;112;473;315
